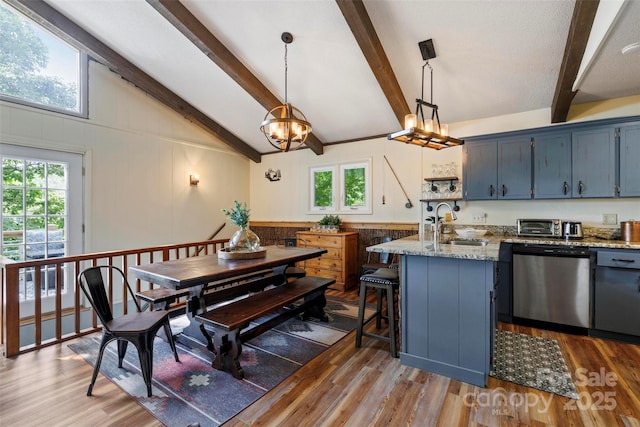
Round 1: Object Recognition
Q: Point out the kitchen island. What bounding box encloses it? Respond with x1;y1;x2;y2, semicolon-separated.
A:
367;235;500;387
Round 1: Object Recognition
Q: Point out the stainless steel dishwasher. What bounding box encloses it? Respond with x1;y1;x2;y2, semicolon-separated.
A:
513;244;593;328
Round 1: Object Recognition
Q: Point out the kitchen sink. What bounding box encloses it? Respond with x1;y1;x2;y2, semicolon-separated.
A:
446;239;489;247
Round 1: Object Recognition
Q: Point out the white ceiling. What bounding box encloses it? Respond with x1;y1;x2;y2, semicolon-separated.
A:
42;0;640;156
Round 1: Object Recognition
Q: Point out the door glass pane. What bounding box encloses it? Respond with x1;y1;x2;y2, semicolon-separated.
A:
26;189;45;214
2;188;24;214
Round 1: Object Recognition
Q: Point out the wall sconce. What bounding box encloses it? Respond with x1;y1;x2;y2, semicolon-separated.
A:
189;174;200;186
265;168;281;181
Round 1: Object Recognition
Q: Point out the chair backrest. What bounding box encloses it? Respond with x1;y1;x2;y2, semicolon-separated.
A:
278;237;307;248
78;265;140;328
378;236;393;264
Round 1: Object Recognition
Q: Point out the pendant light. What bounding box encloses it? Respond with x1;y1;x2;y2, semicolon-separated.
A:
260;32;312;152
388;39;463;149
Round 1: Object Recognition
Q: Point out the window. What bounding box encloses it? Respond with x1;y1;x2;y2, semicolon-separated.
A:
309;159;371;214
0;1;87;117
309;166;336;212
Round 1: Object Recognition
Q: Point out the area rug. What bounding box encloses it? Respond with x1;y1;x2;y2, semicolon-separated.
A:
69;296;371;427
490;329;579;399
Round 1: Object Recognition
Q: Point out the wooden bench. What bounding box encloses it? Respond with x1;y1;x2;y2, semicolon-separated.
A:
136;269;274;311
195;276;334;379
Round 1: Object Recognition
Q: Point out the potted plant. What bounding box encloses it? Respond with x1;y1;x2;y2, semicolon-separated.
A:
222;201;260;251
318;214;341;232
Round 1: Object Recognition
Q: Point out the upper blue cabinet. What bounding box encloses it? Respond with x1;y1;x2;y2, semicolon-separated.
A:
533;133;571;198
571;126;616;198
619;124;640;197
462;117;640;201
498;137;532;199
463;140;498;200
463;137;532;200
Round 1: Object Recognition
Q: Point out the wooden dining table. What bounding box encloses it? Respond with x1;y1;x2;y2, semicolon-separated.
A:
128;245;327;344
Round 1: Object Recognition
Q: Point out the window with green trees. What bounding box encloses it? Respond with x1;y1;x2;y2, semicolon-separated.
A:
0;1;87;116
309;160;371;214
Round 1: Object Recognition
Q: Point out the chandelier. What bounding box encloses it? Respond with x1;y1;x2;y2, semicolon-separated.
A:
388;39;463;149
260;32;312;152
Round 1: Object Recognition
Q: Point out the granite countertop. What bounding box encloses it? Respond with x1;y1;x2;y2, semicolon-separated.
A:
367;233;640;262
503;236;640;249
366;234;501;261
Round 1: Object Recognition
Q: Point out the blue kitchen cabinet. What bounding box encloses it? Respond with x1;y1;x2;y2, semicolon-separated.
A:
497;137;532;199
594;249;640;338
402;255;495;387
464;137;531;200
463;139;498;200
571;126;616;198
618;124;640;197
533;133;572;198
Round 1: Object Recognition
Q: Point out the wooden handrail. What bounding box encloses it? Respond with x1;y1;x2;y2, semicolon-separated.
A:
1;238;229;357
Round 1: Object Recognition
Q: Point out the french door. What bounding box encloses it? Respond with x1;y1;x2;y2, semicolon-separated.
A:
1;144;83;316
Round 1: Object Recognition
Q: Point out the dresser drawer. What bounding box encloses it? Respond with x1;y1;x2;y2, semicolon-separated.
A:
299;233;344;248
597;250;640;269
318;247;343;259
305;257;341;271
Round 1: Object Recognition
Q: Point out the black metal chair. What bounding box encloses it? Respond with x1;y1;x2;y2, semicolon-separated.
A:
361;236;396;275
278;237;308;281
77;265;180;397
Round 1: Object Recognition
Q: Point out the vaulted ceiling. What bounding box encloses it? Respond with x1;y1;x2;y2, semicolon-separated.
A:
8;0;640;162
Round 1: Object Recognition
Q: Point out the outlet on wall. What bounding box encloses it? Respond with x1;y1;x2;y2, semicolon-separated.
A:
602;213;617;225
472;213;487;224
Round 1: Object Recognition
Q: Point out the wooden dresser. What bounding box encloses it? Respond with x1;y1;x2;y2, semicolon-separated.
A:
295;231;359;292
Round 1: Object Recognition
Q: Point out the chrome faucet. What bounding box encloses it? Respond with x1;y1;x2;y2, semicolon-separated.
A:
433;202;457;243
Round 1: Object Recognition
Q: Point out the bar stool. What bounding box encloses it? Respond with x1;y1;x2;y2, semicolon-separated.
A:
355;267;400;358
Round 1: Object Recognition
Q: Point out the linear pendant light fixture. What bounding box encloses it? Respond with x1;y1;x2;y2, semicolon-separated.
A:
388;39;463;150
260;32;312;152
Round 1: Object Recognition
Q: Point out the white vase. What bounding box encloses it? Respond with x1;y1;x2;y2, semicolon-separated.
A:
229;226;260;251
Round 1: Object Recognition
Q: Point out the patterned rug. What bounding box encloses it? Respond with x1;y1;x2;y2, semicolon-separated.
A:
69;297;370;427
490;330;579;399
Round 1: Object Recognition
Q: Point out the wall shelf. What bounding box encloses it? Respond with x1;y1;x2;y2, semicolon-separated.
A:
422;176;461;211
420;199;461;212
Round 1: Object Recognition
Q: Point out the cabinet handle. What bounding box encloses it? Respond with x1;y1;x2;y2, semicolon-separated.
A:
502;184;506;197
578;180;584;195
563;181;568;195
612;258;636;263
489;185;494;197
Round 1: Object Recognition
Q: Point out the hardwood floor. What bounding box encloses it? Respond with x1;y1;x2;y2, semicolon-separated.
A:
2;288;639;426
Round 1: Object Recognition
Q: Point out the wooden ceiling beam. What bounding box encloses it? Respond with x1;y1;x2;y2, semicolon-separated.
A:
551;0;600;123
8;0;262;163
336;0;409;127
147;0;324;155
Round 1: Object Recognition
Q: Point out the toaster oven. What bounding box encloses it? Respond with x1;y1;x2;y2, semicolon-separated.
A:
516;219;563;238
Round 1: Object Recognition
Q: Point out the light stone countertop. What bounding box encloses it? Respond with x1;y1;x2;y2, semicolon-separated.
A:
366;235;501;261
503;236;640;250
367;234;640;263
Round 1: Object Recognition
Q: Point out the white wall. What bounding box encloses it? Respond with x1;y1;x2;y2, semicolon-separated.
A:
250;95;640;229
1;61;250;253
